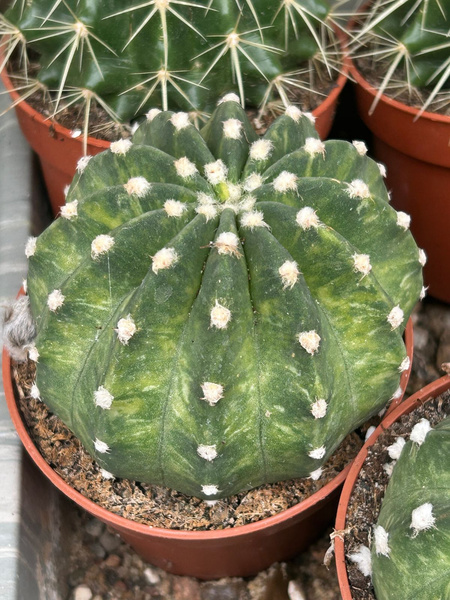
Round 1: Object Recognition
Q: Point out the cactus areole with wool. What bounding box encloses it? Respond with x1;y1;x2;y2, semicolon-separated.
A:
25;98;423;500
372;414;450;600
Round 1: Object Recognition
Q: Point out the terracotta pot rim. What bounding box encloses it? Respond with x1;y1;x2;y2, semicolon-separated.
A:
1;309;411;543
334;373;450;599
349;58;450;125
0;50;350;148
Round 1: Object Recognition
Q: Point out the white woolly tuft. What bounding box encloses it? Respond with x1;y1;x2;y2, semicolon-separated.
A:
250;139;274;161
410;418;432;446
146;108;161;121
383;461;396;477
418;249;427;266
201;485;219;496
374;525;390;557
308;445;326;459
218;93;241;105
64;185;70;198
100;468;115;480
115;315;136;345
244;173;263;192
76;155;92;173
399;356;410;372
25;237;37;258
304;112;316;123
378;163;387;177
311;398;327;419
279;260;300;290
201;382;224;406
22;279;27;293
353;253;372;277
60;199;78;220
124;176;151;197
303;137;325;156
309;467;323;481
240;210;269;230
94;438;110;454
226;183;242;203
387;305;404;330
29;346;39;362
365;426;376;441
94;385;114;410
197;444;218;462
210;301;231;330
410;503;435;536
174;156;198;178
296;206;319;230
287;580;306;600
197;192;215;205
110;138;132;155
170;112;190;130
152;247;178;273
47;289;65;312
387;436;406;460
273;171;298;193
223;118;243;139
164;199;187;217
349;545;372;577
391;386;403;401
420;286;428;300
285;105;302;122
346;179;371;199
239;195;257;213
213;232;241;257
204;159;228;185
91;234;115;259
30;382;40;400
352;140;368;156
196;204;218;222
396;211;411;230
298;330;321;355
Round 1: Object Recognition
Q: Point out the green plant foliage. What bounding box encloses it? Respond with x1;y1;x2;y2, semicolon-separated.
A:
25;98;422;499
372;413;450;600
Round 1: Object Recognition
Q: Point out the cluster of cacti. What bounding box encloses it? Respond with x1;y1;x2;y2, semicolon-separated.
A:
371;413;450;600
1;0;342;132
20;95;424;500
351;0;450;114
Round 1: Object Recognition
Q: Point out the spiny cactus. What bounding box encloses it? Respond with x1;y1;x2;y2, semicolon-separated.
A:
371;413;450;600
1;0;343;140
350;0;450;115
22;96;423;500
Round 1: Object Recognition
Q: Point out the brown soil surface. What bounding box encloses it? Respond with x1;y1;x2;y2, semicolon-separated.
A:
344;390;450;600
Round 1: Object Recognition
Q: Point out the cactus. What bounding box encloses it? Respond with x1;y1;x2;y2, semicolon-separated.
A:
23;96;423;500
1;0;343;139
371;414;450;600
350;0;450;114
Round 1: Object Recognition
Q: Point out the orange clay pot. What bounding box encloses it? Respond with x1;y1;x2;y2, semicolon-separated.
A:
350;63;450;304
1;50;349;218
334;374;450;599
2;311;412;580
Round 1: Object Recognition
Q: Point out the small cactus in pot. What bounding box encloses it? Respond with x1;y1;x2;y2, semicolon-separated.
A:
1;0;343;138
371;414;450;600
13;95;423;500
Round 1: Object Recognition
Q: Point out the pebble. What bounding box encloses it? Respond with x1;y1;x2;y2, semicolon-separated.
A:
85;518;105;538
143;567;161;585
73;585;93;600
90;542;106;559
99;530;121;553
104;554;122;568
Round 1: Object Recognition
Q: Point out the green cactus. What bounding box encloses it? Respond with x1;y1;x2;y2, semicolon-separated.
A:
24;97;423;499
1;0;342;137
350;0;450;114
371;413;450;600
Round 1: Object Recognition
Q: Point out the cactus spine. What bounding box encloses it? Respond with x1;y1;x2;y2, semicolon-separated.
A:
25;97;422;499
372;413;450;600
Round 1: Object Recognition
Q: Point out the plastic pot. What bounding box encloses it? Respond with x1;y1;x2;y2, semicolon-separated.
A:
0;50;349;218
335;374;450;599
2;313;412;580
350;63;450;303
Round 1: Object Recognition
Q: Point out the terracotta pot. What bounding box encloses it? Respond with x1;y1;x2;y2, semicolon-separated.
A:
350;63;450;303
2;312;412;580
335;374;450;599
0;50;349;218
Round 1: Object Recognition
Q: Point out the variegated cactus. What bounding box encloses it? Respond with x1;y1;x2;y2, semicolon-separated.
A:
23;96;423;499
1;0;342;137
371;414;450;600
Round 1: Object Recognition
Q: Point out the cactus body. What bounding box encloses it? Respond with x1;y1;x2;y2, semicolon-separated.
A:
2;0;341;123
26;98;422;499
372;414;450;600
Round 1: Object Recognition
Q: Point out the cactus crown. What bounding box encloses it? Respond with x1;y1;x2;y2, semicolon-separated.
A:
371;413;450;600
350;0;450;115
1;0;343;142
25;97;422;500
